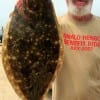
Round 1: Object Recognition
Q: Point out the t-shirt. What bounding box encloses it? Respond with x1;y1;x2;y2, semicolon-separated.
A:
52;14;100;100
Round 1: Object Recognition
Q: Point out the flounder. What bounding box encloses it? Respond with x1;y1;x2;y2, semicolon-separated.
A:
2;0;63;99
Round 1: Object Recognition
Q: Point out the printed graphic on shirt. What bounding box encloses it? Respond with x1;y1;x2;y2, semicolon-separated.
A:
63;33;100;51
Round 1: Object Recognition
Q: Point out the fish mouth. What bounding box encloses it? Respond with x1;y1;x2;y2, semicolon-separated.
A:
72;0;89;7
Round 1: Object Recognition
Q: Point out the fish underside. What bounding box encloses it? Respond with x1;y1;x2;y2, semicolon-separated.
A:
2;0;62;100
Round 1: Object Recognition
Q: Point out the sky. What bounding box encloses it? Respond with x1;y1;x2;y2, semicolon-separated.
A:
0;0;100;27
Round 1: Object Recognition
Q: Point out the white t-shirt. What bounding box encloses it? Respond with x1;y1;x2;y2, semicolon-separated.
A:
52;14;100;100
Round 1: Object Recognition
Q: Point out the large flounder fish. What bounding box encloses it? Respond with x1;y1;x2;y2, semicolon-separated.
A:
2;0;63;99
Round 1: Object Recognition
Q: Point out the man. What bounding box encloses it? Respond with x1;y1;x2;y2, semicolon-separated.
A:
52;0;100;100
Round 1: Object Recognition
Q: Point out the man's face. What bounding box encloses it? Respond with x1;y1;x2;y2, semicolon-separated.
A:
66;0;93;16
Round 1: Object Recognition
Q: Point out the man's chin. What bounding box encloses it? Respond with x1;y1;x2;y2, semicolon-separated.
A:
68;3;92;17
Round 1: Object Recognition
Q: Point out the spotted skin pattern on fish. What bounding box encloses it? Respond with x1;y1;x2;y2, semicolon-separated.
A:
2;0;63;100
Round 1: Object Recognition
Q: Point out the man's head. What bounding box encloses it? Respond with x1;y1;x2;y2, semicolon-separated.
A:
66;0;93;17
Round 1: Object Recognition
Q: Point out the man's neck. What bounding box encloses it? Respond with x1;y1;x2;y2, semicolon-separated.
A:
68;12;93;22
